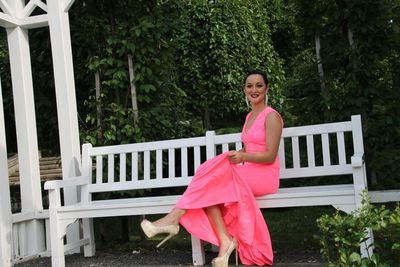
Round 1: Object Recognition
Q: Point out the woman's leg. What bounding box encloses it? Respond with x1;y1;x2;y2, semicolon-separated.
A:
152;208;186;226
204;205;233;257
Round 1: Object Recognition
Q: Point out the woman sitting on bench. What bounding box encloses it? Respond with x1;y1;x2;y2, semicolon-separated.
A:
141;70;283;267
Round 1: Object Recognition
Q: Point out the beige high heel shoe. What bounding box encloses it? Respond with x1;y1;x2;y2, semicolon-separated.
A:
140;219;180;248
212;238;238;267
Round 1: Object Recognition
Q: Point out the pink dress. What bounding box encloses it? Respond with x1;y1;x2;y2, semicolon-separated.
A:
176;107;281;266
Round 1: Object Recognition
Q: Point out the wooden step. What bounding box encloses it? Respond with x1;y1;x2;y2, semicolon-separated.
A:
8;155;63;186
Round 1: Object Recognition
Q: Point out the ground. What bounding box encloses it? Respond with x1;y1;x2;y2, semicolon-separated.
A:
15;207;330;266
14;247;323;267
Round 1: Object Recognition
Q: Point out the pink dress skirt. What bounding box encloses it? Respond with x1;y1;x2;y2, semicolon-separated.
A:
176;107;281;266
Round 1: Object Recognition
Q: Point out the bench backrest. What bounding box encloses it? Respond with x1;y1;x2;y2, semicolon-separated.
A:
81;115;365;196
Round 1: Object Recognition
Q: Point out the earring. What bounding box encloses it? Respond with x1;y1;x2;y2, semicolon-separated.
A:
245;97;250;108
265;94;269;105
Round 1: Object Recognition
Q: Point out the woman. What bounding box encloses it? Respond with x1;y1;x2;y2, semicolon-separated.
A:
141;70;283;266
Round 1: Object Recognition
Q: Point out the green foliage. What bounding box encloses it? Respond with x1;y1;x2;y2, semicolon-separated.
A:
285;0;400;189
317;193;400;266
174;0;285;129
72;0;197;145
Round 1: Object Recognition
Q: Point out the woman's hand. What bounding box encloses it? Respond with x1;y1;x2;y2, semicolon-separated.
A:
227;151;244;164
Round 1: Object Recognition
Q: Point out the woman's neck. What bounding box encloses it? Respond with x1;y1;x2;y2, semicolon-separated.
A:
251;103;267;113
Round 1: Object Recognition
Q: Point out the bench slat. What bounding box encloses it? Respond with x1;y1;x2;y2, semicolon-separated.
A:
108;154;114;183
156;150;162;179
132;152;138;181
278;138;285;168
306;135;315;167
222;144;229;153
292;136;300;168
181;147;188;177
214;133;241;144
194;146;200;170
169;148;175;178
322;133;331;166
87;177;193;193
281;164;352;178
58;184;355;215
337;132;346;165
96;156;102;184
235;142;242;151
144;151;150;180
120;153;126;182
282;121;352;137
89;136;207;155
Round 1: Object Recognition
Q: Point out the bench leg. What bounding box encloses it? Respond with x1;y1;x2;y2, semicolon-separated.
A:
360;227;374;258
82;218;96;257
49;210;66;267
191;235;205;266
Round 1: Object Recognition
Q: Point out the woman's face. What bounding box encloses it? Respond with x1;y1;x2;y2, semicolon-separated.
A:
244;74;268;106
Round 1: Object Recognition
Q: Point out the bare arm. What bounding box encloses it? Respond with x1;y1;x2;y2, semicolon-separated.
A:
228;112;283;164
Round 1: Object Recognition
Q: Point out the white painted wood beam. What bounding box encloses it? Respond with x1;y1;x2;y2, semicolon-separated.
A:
64;0;76;13
22;0;36;17
0;0;12;15
34;0;48;13
47;0;80;252
0;78;12;267
19;14;48;29
6;25;45;257
0;12;17;28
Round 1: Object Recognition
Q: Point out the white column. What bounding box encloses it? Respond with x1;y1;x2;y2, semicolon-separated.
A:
6;25;45;256
0;78;12;267
47;0;81;250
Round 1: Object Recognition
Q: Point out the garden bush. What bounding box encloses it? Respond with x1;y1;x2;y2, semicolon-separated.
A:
316;193;399;266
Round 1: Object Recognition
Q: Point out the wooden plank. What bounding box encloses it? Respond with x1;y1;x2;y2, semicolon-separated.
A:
119;153;126;182
194;146;201;170
278;138;285;168
321;133;331;166
156;150;162;179
144;151;150;180
306;135;315;167
168;148;175;178
292;136;300;168
222;144;229;153
107;154;114;183
337;132;346;165
181;147;188;177
235;142;243;151
282;121;352;137
280;164;352;179
96;156;102;184
131;152;138;181
90;136;206;156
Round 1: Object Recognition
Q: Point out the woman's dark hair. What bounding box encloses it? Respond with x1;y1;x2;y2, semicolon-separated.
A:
244;70;269;86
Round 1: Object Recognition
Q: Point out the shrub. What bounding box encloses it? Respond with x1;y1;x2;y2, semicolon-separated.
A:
316;193;399;266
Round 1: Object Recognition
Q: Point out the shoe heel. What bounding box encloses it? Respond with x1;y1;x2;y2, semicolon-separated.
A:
156;232;174;248
235;249;238;266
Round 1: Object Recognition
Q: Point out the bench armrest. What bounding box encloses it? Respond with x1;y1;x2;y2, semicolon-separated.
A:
44;175;89;190
351;153;364;167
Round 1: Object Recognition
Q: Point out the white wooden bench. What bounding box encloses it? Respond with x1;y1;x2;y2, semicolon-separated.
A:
44;114;370;267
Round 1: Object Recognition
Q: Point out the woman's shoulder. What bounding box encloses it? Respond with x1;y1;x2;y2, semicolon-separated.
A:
264;107;283;126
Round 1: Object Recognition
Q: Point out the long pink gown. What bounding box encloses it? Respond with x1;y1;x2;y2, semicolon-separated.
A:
176;107;281;266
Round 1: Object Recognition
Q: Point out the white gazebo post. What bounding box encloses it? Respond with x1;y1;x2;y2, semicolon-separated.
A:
46;0;82;252
5;0;45;256
0;0;80;261
0;78;12;267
